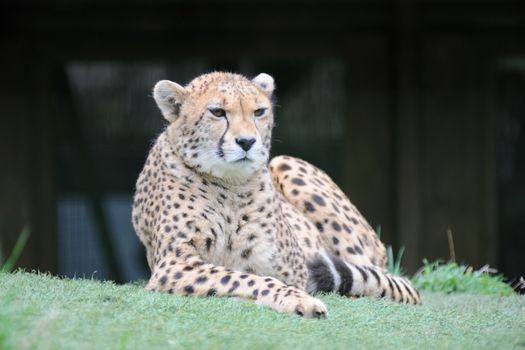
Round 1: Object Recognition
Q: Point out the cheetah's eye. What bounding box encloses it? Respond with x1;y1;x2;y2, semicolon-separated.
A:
254;108;266;117
209;108;226;118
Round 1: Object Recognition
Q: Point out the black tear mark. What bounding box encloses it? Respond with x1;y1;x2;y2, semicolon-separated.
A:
217;117;229;158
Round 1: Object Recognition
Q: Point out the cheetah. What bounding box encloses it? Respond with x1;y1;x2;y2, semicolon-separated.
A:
132;72;421;318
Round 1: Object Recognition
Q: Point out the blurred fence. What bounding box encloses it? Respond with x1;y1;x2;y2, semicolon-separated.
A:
1;0;524;283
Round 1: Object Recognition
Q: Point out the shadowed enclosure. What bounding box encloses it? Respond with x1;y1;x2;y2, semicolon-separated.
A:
0;0;524;284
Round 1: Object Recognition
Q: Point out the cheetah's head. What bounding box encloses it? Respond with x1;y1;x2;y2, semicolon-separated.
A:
153;72;274;184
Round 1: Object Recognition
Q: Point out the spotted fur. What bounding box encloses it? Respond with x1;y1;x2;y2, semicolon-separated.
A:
132;72;421;319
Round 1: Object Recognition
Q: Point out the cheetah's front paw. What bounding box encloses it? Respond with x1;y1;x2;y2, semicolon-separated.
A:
276;288;328;318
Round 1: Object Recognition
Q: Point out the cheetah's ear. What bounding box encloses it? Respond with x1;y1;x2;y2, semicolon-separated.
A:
252;73;274;96
153;80;188;123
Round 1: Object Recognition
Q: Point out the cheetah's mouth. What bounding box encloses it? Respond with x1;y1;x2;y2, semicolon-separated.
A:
234;157;252;163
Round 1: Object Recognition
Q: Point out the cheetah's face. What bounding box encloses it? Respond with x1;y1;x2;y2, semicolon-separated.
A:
153;72;275;183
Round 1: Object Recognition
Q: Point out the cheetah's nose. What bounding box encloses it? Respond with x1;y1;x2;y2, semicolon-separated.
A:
235;137;256;152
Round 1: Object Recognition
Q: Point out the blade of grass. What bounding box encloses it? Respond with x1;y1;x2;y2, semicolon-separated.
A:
387;245;406;276
0;227;30;272
375;224;382;239
394;246;405;275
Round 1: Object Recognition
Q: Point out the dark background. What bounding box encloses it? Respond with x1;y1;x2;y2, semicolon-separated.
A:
1;0;524;284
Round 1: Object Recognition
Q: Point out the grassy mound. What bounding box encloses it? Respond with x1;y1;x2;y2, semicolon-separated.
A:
1;271;524;349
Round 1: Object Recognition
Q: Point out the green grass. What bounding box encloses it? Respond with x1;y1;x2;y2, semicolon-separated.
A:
1;272;524;350
413;260;515;296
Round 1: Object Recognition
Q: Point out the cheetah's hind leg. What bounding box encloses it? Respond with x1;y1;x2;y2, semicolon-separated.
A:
269;155;387;270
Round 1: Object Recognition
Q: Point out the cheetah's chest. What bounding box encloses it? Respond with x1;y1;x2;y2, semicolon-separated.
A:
205;206;280;278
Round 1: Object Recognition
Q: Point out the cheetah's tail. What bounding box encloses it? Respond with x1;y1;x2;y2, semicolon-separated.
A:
306;254;422;305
